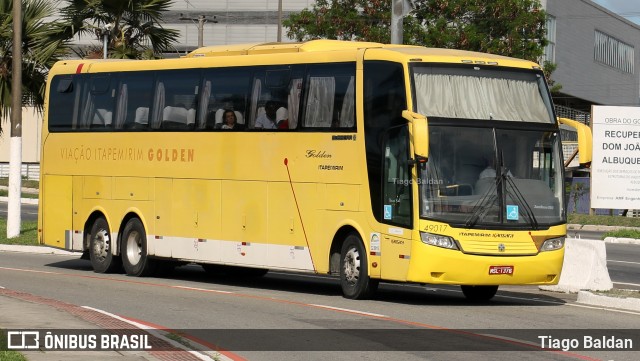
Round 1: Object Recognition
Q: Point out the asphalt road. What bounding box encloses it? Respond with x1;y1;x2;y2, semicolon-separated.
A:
0;201;38;222
1;251;639;361
607;243;640;290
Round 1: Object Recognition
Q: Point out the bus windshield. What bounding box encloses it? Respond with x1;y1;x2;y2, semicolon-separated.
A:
419;126;564;228
412;65;555;123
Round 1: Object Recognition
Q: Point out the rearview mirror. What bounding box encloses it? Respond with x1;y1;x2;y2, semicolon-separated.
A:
402;110;429;160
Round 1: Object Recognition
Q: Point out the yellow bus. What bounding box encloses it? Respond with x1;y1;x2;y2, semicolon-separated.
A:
39;40;591;301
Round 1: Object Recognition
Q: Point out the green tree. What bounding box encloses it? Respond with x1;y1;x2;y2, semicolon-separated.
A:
284;0;391;43
285;0;548;62
408;0;547;62
0;0;69;133
542;60;563;93
55;0;179;59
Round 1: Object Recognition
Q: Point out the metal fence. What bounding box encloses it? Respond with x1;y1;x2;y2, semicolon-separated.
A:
0;163;40;180
555;105;591;125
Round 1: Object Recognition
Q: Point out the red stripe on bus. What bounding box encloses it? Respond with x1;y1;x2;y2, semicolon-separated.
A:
75;63;84;74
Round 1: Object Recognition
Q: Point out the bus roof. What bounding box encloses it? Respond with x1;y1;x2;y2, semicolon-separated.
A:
184;39;540;69
183;39;386;57
50;40;540;75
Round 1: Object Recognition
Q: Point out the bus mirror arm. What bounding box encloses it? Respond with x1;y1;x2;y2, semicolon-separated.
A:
558;117;592;167
402;110;429;160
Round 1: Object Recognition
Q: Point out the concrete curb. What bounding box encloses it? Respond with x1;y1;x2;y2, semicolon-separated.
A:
0;196;38;205
603;237;640;244
567;223;640;231
567;223;640;245
0;244;77;255
0;185;39;205
0;185;38;194
577;290;640;312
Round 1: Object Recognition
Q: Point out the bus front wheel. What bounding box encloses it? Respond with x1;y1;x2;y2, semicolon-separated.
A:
89;217;121;273
121;218;156;277
340;234;379;299
461;285;498;301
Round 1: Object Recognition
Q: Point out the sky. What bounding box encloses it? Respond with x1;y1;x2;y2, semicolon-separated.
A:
593;0;640;24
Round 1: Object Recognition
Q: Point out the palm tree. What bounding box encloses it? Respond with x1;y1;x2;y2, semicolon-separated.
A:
55;0;179;59
0;0;69;132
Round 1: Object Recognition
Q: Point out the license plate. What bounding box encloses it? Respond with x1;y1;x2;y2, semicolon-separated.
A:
489;266;514;275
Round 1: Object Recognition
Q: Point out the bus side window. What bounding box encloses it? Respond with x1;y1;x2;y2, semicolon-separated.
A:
49;75;81;131
82;74;116;129
338;76;355;128
157;69;201;131
304;76;335;128
203;67;251;130
121;72;154;131
287;78;302;129
302;63;355;130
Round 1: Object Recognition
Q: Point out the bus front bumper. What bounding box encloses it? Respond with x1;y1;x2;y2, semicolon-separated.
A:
406;242;564;286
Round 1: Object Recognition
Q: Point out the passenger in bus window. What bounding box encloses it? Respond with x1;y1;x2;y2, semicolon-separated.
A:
276;107;289;129
255;101;278;129
220;109;242;130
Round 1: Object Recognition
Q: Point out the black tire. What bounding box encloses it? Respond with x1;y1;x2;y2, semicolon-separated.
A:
89;217;121;273
121;218;156;277
340;233;379;299
461;285;499;301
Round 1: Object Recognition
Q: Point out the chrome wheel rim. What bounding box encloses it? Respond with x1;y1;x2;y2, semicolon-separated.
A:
343;247;360;284
92;229;110;262
125;230;142;266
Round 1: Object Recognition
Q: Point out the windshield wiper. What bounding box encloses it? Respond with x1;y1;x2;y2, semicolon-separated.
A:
464;176;501;228
504;172;539;230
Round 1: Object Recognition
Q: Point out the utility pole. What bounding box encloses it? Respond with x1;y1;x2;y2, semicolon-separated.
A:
391;0;403;44
102;24;113;59
277;0;283;42
391;0;413;44
8;0;23;238
180;14;216;48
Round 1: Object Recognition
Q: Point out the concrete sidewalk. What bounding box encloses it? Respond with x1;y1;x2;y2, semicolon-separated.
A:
1;293;157;361
0;287;225;361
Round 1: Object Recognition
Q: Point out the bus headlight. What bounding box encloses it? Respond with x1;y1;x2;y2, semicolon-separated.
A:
420;232;459;250
540;237;565;252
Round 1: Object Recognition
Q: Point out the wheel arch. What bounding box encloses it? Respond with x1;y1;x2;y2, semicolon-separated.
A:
328;224;364;275
83;209;109;252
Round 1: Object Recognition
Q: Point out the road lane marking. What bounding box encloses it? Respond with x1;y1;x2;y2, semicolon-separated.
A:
173;285;234;294
612;281;640;287
609;260;640;265
0;266;57;275
309;304;387;318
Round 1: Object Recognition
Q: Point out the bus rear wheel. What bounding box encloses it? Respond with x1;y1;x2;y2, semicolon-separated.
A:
121;218;156;277
89;217;121;273
461;285;498;301
340;234;378;299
